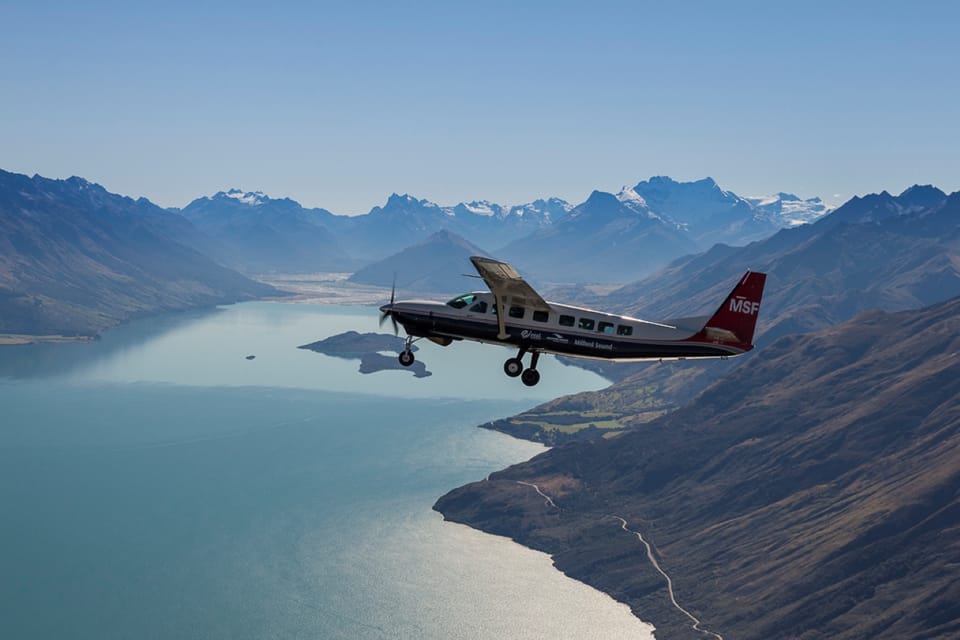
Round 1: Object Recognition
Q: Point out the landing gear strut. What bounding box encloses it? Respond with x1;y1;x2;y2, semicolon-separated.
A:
503;348;541;386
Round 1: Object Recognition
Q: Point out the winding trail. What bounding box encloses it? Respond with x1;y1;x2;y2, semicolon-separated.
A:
516;481;560;510
515;481;722;640
611;516;724;640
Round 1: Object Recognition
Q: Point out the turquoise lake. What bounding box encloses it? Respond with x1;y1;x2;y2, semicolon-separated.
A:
0;302;655;639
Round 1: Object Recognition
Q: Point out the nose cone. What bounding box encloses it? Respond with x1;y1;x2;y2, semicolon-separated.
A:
379;304;389;313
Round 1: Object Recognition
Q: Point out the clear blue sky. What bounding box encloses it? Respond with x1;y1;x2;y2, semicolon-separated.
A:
2;1;957;213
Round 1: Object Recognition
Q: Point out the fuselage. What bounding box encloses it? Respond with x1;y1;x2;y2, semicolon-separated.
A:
381;291;749;361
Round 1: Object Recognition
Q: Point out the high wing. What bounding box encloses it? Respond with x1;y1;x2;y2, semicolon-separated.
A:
470;256;550;339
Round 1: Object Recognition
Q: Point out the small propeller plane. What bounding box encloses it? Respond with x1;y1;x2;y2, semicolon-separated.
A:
379;257;766;386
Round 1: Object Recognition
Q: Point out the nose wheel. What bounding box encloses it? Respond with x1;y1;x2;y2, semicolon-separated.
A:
503;349;541;386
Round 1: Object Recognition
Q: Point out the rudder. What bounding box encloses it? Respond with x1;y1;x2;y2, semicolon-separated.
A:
695;271;767;348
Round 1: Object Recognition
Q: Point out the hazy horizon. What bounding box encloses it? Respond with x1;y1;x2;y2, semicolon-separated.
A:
3;2;958;213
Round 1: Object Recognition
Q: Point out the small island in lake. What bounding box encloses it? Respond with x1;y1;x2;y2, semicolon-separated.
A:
299;331;431;378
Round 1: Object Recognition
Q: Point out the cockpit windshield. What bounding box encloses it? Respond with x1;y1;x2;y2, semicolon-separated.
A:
446;293;477;309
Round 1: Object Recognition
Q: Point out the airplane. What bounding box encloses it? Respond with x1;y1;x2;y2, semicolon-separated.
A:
379;256;766;386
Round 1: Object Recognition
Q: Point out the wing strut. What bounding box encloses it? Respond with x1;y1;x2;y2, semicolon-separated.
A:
494;294;508;340
469;256;551;342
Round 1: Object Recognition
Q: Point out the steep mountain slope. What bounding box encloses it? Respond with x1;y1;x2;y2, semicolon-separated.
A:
347;230;490;293
613;186;958;339
179;189;351;273
436;296;960;640
488;186;960;443
0;170;275;337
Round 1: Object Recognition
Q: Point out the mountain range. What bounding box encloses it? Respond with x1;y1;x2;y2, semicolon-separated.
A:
435;293;960;639
1;168;832;338
174;176;829;283
0;170;275;338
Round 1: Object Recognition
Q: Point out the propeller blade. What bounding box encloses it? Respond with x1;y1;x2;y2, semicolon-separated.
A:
390;274;396;306
390;313;399;335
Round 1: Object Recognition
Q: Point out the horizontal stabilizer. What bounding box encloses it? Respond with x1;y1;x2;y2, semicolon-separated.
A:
665;315;712;332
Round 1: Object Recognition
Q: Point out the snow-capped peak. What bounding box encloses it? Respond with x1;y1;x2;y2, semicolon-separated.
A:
218;189;267;206
616;185;648;206
745;192;831;227
459;200;500;217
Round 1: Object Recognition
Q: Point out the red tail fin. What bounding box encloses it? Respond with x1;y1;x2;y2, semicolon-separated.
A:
693;271;767;349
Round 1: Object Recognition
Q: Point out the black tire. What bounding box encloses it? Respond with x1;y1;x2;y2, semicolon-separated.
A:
521;368;540;387
503;357;523;377
399;350;415;367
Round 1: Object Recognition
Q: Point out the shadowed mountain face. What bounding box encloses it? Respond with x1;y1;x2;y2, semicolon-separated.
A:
179;190;351;273
347;229;490;293
499;190;701;283
0;171;275;337
612;187;958;335
436;296;960;640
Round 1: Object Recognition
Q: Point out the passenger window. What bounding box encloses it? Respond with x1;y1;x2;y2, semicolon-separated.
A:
558;315;575;327
617;324;633;336
509;306;525;319
598;321;614;335
578;318;595;330
532;310;549;323
470;301;488;313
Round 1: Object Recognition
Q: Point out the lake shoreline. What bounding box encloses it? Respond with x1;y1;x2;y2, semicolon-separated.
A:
2;303;652;638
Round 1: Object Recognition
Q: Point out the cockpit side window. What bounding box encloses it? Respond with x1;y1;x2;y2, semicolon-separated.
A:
446;293;476;309
470;301;488;313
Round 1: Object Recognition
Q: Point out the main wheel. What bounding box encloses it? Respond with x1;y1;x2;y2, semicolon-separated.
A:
521;368;540;387
399;350;415;367
503;357;523;377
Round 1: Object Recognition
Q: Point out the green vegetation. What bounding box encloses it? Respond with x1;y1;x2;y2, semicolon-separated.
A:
482;371;693;444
